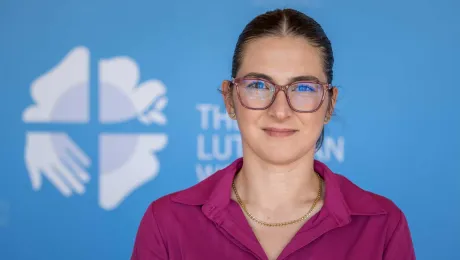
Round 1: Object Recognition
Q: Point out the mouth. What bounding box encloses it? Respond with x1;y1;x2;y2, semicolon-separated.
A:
262;127;298;137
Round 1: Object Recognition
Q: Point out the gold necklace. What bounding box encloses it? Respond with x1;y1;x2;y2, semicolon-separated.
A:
232;173;323;227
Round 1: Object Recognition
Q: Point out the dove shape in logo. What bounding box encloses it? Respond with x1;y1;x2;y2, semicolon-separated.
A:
99;56;168;125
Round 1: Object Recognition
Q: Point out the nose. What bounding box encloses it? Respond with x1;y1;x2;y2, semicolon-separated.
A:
267;91;293;120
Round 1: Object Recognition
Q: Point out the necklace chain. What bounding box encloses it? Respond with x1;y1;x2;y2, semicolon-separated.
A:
232;173;323;227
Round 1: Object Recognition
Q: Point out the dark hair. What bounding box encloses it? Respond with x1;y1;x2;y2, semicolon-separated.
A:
231;8;334;151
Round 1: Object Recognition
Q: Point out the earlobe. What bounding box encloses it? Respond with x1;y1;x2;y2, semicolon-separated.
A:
229;110;236;119
228;99;236;120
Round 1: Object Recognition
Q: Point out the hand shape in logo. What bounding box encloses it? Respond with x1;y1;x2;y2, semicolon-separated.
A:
25;132;91;197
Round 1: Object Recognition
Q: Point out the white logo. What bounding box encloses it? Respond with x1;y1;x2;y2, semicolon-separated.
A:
23;47;90;123
24;132;91;196
22;46;168;210
99;134;167;210
99;56;167;125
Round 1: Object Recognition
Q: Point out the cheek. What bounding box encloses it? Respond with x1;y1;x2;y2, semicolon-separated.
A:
233;92;257;119
299;110;326;131
236;105;261;125
233;100;265;133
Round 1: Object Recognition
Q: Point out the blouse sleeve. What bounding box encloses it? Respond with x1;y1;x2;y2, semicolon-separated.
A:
131;204;169;260
383;209;416;260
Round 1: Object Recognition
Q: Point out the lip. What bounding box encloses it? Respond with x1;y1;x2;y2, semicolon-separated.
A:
262;127;298;137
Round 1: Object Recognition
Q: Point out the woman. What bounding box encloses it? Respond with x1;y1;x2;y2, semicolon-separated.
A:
131;8;415;260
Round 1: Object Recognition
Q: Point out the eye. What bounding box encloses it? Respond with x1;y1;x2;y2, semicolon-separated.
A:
293;83;318;92
246;80;268;90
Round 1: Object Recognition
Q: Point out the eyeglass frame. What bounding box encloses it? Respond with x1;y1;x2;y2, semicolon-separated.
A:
226;77;335;113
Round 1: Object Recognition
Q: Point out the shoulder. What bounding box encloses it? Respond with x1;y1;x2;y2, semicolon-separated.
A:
333;173;409;240
335;173;402;216
315;159;402;219
144;166;229;216
332;172;415;258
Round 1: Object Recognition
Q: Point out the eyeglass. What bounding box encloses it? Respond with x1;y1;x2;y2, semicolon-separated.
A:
228;77;334;113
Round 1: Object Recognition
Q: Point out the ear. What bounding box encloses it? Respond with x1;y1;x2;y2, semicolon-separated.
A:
221;80;236;119
324;87;338;124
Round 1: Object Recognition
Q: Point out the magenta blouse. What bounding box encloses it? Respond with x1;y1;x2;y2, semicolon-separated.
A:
131;158;416;259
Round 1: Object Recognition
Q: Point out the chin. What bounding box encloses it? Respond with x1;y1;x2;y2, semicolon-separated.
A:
257;148;306;166
242;131;315;165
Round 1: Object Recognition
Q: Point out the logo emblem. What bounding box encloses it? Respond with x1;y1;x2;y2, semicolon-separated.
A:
23;46;168;210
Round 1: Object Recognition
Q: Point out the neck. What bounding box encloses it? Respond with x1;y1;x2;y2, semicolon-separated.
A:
234;149;320;211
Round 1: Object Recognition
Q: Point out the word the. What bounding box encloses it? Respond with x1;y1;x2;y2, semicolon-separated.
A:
196;104;239;131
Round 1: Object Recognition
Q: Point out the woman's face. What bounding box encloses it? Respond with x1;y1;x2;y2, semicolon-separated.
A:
223;36;338;165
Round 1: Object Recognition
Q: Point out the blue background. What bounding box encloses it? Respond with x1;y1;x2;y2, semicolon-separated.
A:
1;0;459;259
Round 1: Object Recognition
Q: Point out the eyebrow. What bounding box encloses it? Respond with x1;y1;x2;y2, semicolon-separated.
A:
241;72;322;84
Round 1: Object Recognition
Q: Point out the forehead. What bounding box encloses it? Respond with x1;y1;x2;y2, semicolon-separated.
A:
237;36;326;84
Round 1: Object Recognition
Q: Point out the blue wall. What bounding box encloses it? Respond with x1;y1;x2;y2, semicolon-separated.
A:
1;0;459;259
